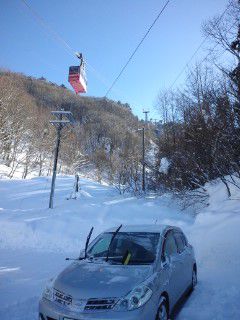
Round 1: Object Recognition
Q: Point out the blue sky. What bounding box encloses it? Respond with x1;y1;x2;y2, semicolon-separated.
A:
0;0;228;119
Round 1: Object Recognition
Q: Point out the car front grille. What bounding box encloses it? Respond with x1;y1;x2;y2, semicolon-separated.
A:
53;288;117;312
84;298;117;310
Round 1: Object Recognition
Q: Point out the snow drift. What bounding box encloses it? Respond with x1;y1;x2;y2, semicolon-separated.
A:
0;175;239;319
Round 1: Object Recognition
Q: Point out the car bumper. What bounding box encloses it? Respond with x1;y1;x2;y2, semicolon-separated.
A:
39;298;156;320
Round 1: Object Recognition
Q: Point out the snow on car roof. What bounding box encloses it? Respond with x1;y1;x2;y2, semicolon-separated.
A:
105;224;171;233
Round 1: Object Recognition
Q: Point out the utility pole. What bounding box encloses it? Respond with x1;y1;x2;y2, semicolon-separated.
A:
142;127;145;192
136;127;146;192
143;110;150;123
49;110;74;209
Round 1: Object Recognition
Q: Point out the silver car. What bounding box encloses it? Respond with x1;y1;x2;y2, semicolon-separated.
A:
39;225;197;320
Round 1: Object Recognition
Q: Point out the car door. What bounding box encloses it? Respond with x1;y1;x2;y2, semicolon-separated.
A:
173;231;193;293
174;231;189;294
161;230;183;306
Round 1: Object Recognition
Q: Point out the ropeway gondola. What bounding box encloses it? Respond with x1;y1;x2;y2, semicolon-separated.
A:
68;52;87;94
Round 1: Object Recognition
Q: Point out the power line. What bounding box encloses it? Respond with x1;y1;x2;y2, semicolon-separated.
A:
105;0;171;97
86;62;117;93
20;0;74;57
20;0;111;89
174;20;238;89
168;1;234;90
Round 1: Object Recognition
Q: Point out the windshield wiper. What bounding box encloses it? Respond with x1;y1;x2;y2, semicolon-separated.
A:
83;226;94;259
106;224;122;262
66;226;94;261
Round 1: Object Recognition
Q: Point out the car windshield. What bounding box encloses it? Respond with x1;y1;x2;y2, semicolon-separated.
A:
87;232;160;265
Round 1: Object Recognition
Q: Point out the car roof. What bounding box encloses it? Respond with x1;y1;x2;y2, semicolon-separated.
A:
104;224;174;234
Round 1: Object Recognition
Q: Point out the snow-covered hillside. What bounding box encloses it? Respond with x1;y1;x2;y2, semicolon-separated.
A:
0;176;240;319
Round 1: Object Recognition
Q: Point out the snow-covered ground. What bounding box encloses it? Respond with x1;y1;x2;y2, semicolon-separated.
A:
0;175;240;319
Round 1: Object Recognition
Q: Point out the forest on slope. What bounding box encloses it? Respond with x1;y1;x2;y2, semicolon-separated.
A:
153;0;240;205
0;71;154;193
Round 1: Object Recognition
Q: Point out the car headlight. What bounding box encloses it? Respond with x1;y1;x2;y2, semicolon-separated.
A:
114;285;152;311
42;280;54;301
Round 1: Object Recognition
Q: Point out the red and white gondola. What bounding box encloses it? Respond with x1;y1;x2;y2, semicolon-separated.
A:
68;53;87;94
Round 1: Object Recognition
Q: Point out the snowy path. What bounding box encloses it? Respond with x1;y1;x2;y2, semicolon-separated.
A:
0;176;240;319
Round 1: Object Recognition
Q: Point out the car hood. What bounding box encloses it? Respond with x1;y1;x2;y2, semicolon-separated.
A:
54;260;153;299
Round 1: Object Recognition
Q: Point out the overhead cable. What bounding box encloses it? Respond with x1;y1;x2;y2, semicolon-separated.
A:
20;0;111;89
105;0;171;97
168;1;234;90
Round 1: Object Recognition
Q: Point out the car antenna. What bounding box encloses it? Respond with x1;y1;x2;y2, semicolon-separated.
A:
106;224;122;262
66;226;94;261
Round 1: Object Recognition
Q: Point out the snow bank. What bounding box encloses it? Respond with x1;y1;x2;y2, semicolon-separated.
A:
179;178;240;319
0;176;191;253
0;164;11;179
159;157;170;174
0;175;239;319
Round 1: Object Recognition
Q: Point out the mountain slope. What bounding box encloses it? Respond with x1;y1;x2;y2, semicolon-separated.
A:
0;70;146;188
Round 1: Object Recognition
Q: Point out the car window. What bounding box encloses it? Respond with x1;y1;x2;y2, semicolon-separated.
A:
88;232;160;265
174;232;185;253
88;234;112;257
163;231;178;259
